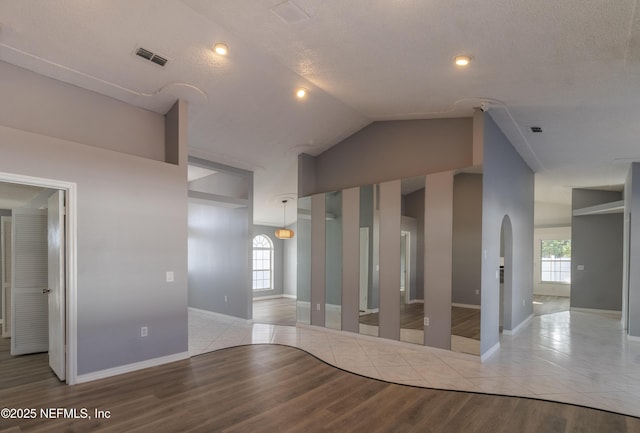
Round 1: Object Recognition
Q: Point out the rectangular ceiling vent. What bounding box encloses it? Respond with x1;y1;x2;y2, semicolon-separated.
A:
134;46;169;68
530;126;543;133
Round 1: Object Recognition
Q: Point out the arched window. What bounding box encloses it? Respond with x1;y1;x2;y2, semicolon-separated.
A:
252;234;273;290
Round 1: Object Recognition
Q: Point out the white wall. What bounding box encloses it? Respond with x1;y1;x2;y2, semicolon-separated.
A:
533;226;571;297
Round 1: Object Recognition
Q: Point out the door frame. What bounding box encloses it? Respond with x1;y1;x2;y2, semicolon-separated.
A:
0;171;77;385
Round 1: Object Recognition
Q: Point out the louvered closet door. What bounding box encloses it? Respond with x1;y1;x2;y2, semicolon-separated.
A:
11;208;48;355
1;217;11;338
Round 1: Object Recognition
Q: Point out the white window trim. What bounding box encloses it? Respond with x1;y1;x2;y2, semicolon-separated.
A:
252;234;274;291
533;226;571;296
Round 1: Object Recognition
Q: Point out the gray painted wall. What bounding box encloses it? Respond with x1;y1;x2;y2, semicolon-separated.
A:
0;61;165;162
627;164;640;336
301;118;473;195
480;113;534;355
571;189;623;311
452;174;483;306
424;171;454;350
297;199;312;308
0;209;7;320
0;100;188;377
378;180;401;340
252;226;284;298
360;185;378;309
188;203;251;318
342;187;360;333
310;194;326;326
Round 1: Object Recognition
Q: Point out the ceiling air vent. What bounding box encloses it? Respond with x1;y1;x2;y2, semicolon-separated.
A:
530;126;543;133
134;46;170;68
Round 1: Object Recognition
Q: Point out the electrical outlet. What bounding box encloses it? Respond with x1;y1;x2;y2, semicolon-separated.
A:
475;289;480;295
316;303;321;311
166;271;174;282
141;326;148;337
424;317;429;326
224;295;228;303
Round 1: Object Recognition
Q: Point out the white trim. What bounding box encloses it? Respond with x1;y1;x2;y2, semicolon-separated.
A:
0;171;78;385
452;303;481;310
188;307;252;324
76;351;189;384
502;313;534;336
253;294;295;300
281;294;296;299
571;307;622;319
627;334;640;343
480;341;500;362
406;299;424;304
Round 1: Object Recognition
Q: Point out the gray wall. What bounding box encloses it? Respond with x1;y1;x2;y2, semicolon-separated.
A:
0;209;8;320
0;66;188;376
452;173;483;306
360;185;378;309
188;203;251;317
480;113;534;355
252;226;284;298
424;171;454;350
571;189;623;311
0;61;165;162
627;164;640;336
342;187;360;333
300;118;473;195
310;194;326;326
378;180;401;340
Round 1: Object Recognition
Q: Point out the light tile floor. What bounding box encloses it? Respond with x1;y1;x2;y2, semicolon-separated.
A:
188;308;640;418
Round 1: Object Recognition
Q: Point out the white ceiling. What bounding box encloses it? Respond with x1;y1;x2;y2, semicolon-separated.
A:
1;0;638;225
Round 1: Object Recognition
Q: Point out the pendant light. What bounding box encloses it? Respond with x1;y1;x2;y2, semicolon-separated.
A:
275;199;295;239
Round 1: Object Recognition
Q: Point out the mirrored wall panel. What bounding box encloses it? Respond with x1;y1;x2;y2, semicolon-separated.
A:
358;184;379;337
296;196;312;324
325;191;342;330
400;176;425;344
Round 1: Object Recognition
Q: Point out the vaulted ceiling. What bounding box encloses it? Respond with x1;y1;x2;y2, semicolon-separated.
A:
1;0;638;224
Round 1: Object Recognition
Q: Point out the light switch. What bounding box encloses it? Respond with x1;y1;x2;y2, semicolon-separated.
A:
577;265;585;271
166;271;174;282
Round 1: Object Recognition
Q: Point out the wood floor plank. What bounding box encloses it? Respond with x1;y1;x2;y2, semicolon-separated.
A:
1;341;639;433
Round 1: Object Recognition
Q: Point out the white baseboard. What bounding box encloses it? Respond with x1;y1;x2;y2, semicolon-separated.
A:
502;314;534;336
253;294;291;300
628;334;640;343
76;351;190;384
480;341;501;362
407;299;424;304
282;294;297;299
452;303;481;310
188;307;253;324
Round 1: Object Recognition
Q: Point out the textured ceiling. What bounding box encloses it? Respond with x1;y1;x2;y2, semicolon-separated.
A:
0;0;638;224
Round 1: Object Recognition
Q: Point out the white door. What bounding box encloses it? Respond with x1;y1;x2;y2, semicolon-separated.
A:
1;216;11;338
359;228;369;312
48;191;65;381
11;208;48;355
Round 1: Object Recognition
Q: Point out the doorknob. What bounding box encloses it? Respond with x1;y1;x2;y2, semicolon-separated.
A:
42;288;51;294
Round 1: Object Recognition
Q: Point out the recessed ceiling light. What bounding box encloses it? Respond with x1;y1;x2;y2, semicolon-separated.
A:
454;55;472;67
213;43;229;56
295;88;308;99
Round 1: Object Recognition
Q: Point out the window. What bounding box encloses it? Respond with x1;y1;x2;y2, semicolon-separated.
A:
540;239;571;283
252;235;273;290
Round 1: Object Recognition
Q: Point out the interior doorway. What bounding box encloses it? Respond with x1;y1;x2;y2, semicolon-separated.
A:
0;174;77;385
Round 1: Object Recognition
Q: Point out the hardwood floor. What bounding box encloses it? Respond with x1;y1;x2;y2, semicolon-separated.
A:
1;343;639;432
253;297;297;326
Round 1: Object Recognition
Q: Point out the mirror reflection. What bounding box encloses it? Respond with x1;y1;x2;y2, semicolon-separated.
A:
400;176;425;344
325;191;342;330
296;196;311;324
358;185;379;337
450;172;482;355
